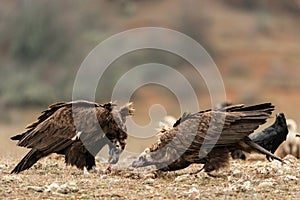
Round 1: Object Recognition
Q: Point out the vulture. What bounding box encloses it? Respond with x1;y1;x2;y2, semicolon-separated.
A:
277;119;300;158
10;100;134;174
231;113;289;161
132;103;284;173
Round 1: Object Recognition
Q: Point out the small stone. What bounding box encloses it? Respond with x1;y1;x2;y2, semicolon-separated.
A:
145;185;154;190
27;186;44;192
285;175;298;181
241;181;251;192
143;178;155;184
144;173;156;179
56;182;79;194
188;184;199;193
232;169;241;176
45;183;60;192
1;175;21;183
67;182;79;192
0;164;8;169
56;186;68;194
49;183;60;189
258;181;274;188
258;168;268;174
175;174;190;182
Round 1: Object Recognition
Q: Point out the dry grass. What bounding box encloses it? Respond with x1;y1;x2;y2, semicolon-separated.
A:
1;1;300;199
1;154;300;199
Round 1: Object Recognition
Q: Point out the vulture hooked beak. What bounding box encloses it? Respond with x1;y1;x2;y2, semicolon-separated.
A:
108;146;121;164
131;151;154;168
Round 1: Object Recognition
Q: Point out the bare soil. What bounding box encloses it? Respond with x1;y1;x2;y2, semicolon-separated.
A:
1;1;300;199
1;154;300;199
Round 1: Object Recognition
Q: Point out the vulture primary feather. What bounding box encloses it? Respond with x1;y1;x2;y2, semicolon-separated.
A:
11;100;134;174
232;112;288;161
132;103;284;173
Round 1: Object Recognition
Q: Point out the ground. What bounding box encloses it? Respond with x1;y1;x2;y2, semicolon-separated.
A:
1;154;300;199
1;1;300;199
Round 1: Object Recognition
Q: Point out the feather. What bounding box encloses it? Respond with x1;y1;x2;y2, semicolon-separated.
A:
11;100;134;174
232;113;288;161
132;103;283;173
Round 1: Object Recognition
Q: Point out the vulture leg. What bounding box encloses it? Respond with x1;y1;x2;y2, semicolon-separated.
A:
83;167;90;175
190;166;204;175
83;166;98;175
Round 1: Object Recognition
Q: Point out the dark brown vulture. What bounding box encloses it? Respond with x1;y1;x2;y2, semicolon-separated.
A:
10;100;134;174
132;103;284;173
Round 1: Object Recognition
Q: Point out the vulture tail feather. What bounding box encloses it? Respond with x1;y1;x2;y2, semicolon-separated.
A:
11;149;44;174
10;134;24;141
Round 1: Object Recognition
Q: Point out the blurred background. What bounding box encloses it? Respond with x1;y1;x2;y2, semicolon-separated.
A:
1;0;300;157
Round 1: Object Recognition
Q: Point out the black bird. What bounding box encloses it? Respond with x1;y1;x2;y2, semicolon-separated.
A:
231;113;288;161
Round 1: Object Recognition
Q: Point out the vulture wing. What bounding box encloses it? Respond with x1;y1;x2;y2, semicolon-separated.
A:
10;100;132;174
12;100;103;152
231;112;288;161
133;103;282;173
251;113;288;152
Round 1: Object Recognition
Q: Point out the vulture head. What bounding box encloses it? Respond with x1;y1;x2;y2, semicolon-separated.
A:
108;144;121;164
107;102;135;164
132;114;188;170
287;119;298;133
104;130;124;165
286;119;300;140
132;146;181;170
131;148;154;167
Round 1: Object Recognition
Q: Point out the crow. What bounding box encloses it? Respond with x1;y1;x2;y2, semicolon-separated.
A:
231;113;288;161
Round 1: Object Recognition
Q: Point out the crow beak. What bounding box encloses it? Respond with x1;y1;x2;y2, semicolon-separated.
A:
108;147;120;164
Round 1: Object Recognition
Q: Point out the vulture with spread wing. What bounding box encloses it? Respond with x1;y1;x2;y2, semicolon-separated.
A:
132;103;284;173
11;100;134;174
